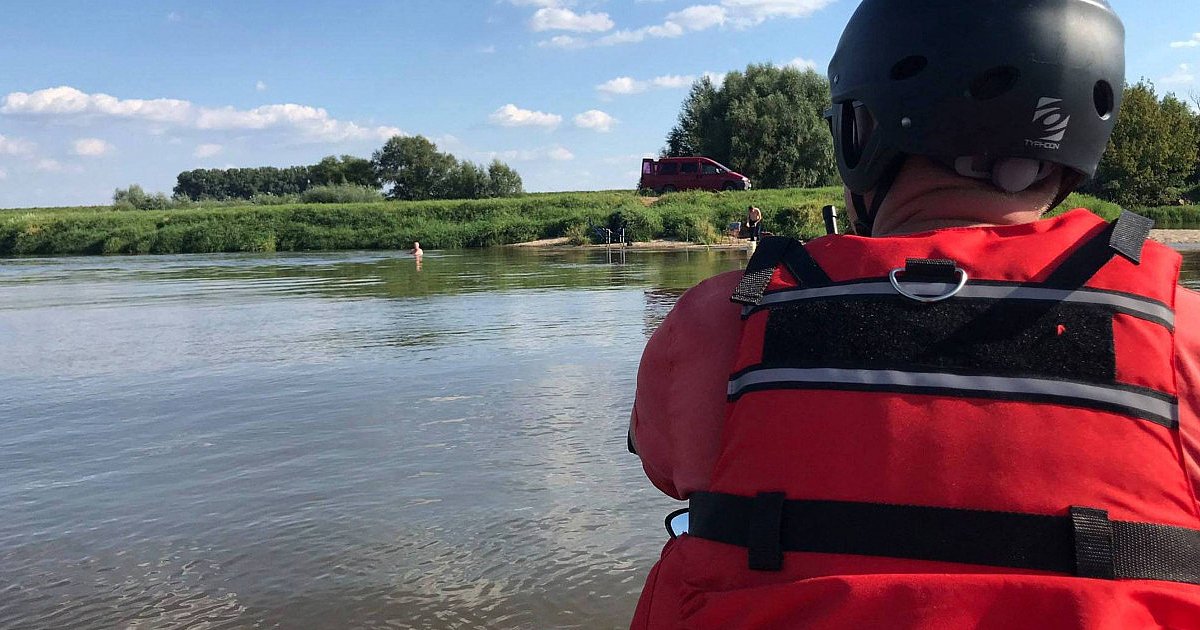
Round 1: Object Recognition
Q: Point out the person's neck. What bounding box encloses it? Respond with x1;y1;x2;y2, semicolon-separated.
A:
870;188;1048;237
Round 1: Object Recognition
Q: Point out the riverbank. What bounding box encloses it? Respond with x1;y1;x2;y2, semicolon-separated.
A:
513;230;1200;251
2;188;1196;257
1152;229;1200;245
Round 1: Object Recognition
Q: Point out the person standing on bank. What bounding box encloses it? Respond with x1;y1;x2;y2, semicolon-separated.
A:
745;205;763;242
627;1;1200;628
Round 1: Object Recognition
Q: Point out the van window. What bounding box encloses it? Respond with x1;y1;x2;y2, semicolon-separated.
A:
701;164;720;175
680;162;699;174
659;163;679;175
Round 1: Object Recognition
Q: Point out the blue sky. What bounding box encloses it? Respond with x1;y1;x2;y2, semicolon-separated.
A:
0;0;1197;208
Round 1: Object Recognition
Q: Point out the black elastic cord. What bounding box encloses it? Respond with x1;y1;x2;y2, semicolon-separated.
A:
687;491;1200;584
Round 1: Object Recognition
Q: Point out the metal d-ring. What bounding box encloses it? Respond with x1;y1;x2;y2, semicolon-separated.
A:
888;266;969;303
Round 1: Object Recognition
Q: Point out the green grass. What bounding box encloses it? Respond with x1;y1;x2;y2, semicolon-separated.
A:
0;188;1188;257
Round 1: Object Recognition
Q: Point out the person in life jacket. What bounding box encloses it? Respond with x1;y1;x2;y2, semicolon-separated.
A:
627;1;1200;628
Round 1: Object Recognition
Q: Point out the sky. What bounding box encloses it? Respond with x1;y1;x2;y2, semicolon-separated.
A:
0;0;1198;208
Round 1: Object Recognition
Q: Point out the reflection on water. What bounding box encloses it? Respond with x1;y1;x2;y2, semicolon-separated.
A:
2;245;1198;630
0;247;745;630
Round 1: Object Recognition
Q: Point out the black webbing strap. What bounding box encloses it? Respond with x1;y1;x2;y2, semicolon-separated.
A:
688;491;1200;584
781;243;832;288
901;258;959;283
731;238;832;307
1041;210;1154;289
731;237;794;306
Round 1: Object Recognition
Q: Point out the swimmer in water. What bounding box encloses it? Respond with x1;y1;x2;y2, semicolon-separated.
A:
412;241;423;257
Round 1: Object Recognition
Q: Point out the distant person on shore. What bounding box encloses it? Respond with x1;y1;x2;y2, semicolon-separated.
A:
745;205;763;242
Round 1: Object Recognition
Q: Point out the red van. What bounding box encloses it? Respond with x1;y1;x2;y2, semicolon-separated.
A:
640;157;752;193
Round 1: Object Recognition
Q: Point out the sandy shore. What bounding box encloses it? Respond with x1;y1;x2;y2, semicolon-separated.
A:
1151;229;1200;245
513;230;1200;250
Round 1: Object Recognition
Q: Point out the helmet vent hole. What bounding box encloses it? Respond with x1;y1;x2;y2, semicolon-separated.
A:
890;56;928;81
969;66;1021;101
1094;81;1115;120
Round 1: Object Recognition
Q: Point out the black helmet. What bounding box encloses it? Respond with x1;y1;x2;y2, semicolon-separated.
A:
826;0;1125;234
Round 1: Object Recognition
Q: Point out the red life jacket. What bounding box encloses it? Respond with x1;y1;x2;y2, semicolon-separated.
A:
655;210;1200;629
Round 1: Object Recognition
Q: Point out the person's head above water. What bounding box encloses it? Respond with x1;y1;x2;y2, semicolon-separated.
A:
826;0;1125;236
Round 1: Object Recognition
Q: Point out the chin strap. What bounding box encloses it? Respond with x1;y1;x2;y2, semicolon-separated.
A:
851;156;907;237
1050;171;1086;212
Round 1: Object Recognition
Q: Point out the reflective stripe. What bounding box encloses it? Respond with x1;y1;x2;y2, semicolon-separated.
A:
728;367;1179;429
753;282;1175;328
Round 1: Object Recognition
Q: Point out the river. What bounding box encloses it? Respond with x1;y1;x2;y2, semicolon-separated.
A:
0;247;746;630
3;246;1200;630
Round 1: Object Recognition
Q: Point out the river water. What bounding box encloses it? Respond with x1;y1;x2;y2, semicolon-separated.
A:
0;247;748;630
4;246;1200;630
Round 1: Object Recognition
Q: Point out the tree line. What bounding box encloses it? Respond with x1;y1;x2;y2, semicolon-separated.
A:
666;64;1200;208
164;136;523;203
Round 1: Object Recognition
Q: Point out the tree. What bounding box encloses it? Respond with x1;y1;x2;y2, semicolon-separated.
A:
340;155;379;189
1091;82;1200;207
311;155;379;189
486;160;524;197
448;161;489;199
372;135;458;201
664;64;835;189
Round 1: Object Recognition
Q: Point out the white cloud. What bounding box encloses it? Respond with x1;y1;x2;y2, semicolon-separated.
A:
722;0;836;25
509;0;565;6
538;35;584;48
787;57;818;70
72;138;113;157
2;86;403;144
486;145;575;162
0;134;35;155
595;4;726;45
194;143;223;158
652;75;695;89
256;80;268;92
597;77;644;95
571;0;835;47
597;74;695;96
488;103;562;129
2;86;192;123
0;167;7;180
1161;63;1196;85
704;71;728;85
548;146;575;161
167;11;181;22
479;45;497;54
574;109;617;132
1171;33;1200;48
531;7;614;32
670;5;727;30
36;158;62;172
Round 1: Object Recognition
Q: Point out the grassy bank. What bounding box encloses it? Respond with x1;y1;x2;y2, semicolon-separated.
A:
0;188;1195;256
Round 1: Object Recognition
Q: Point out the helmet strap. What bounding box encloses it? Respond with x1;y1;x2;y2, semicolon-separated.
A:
851;156;907;237
1049;170;1086;212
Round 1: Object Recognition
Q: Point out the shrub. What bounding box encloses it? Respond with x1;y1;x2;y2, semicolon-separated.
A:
563;223;590;245
113;184;174;211
300;184;384;204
